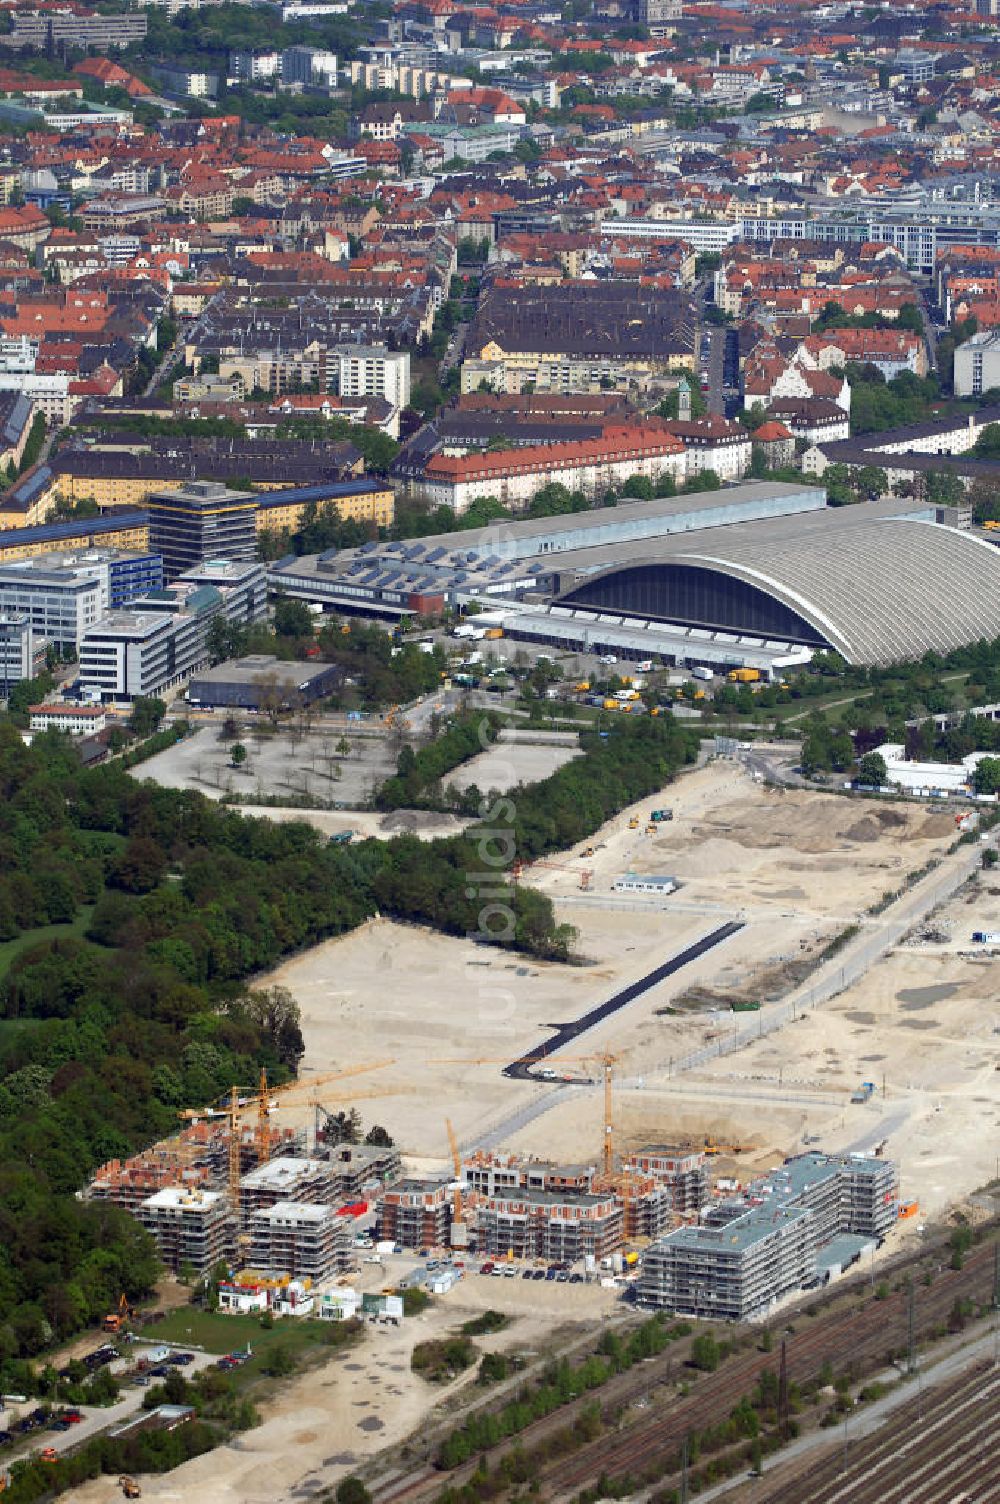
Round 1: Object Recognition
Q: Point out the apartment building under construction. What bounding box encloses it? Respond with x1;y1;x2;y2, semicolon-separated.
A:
88;1120;307;1213
638;1152;899;1321
477;1187;624;1261
239;1156;335;1229
249;1201;350;1281
377;1179;452;1249
137;1188;234;1277
624;1146;710;1218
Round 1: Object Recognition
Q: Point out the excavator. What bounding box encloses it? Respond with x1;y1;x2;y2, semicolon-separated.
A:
103;1292;133;1333
119;1476;142;1499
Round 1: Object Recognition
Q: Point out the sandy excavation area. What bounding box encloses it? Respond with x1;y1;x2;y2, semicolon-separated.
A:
66;1298;587;1504
263;759;961;1168
63;764;993;1504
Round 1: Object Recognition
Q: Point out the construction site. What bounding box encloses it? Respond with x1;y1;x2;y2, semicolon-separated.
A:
86;1065;401;1282
63;749;1000;1504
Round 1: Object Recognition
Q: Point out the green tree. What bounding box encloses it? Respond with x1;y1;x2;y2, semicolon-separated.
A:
128;696;167;738
857;751;888;787
337;1479;372;1504
273;598;316;638
972;756;1000;795
230;743;247;768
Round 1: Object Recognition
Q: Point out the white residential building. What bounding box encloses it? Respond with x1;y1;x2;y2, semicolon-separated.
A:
954;330;1000;398
29;703;107;735
281;46;338;87
0;613;32;688
334;344;410;410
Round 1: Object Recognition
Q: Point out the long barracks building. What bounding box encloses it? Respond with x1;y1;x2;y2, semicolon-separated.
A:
0;478;394;565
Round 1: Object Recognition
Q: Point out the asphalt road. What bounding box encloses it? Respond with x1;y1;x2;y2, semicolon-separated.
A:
3;1347;218;1465
705;325;726;416
504;922;744;1079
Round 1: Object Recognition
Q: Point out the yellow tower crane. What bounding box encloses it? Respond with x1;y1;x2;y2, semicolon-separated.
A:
178;1060;395;1214
433;1051;619;1178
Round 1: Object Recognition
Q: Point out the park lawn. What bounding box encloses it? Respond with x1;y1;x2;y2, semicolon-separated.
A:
0;906;95;982
139;1307;358;1376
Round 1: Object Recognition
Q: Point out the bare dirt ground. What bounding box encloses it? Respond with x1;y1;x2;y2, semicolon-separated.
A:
67;1282;616;1504
262;761;963;1174
68;760;993;1504
132;724;398;807
448;741;579;795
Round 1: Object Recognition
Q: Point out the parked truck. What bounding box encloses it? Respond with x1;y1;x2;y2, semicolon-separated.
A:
650;808;673;822
971;930;1000;944
728;668;761;683
691;666;713;681
328;830;354;845
851;1081;876;1104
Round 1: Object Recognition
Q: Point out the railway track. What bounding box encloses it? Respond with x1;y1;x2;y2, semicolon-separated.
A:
372;1239;996;1504
753;1358;1000;1504
543;1241;997;1495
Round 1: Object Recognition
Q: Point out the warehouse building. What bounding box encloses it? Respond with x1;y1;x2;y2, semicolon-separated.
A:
187;654;341;710
270;482;1000;669
268;481;826;620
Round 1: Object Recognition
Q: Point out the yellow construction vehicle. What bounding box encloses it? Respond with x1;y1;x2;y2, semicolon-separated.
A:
119;1477;142;1499
628;816;639;829
103;1293;132;1333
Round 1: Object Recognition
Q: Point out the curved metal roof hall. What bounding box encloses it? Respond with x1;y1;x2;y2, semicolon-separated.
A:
556;512;1000;667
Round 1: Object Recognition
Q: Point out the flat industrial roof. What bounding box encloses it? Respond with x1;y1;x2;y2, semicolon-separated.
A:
401;481;824;556
190;654;335;688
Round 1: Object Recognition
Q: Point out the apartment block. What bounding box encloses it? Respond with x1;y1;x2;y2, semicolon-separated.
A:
639;1202;816;1322
239;1157;335;1229
281;46;338;87
334;345;410;410
377;1179;452;1249
477;1188;624;1261
418;425;687;514
638;1152;899;1321
137;1187;234;1277
249;1201;349;1281
624;1146;710;1216
9;11;147;50
321;1141;402;1200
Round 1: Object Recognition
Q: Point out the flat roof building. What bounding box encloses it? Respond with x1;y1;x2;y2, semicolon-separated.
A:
187;653;341;710
249;1200;349;1282
0;613;32;689
137;1187;233;1277
147;480;257;580
638;1152;898;1321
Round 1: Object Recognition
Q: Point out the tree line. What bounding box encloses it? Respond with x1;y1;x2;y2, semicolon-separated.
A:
0;709;695;1368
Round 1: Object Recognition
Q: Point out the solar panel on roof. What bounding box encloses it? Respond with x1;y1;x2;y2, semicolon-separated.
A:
424;547;447;563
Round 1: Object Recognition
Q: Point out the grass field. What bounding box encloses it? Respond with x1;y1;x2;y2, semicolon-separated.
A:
0;906;95;981
139;1306;360;1377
